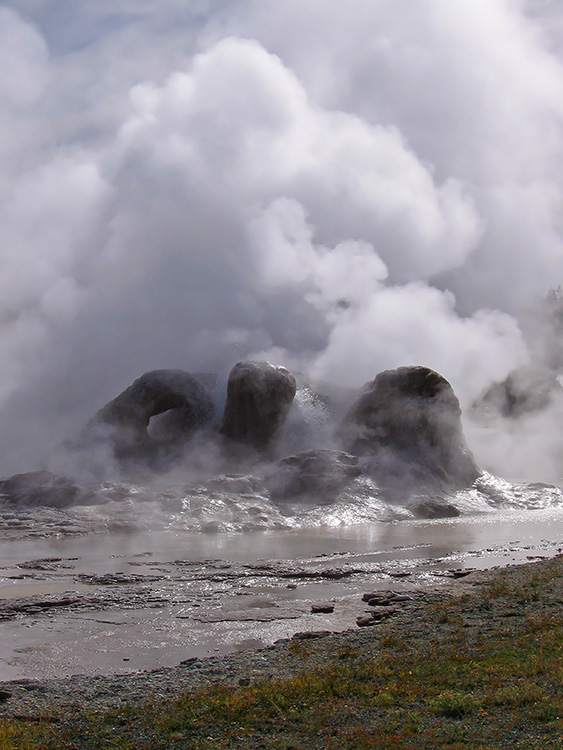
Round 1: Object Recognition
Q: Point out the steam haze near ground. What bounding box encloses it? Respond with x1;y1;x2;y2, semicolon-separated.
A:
0;0;562;482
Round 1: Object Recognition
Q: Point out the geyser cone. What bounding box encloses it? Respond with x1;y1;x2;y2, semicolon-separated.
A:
84;369;215;470
341;366;480;495
220;361;297;448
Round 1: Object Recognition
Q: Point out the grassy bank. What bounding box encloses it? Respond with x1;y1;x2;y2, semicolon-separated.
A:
3;557;563;748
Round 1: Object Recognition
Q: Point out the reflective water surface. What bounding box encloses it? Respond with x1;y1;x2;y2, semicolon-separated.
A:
2;506;563;681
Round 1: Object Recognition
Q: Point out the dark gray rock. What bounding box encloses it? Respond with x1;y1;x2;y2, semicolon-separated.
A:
85;370;215;467
474;366;561;418
0;471;90;508
292;630;332;640
220;361;296;448
433;569;475;579
356;606;398;627
263;449;361;504
362;591;415;606
369;606;398;621
407;496;462;519
356;614;376;627
340;366;480;494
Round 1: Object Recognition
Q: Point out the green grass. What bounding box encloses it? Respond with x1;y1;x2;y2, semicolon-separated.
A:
3;558;563;749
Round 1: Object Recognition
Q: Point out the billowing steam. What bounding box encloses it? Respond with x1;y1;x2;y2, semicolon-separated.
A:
0;0;562;481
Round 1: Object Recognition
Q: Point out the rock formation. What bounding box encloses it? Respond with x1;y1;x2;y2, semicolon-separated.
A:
0;471;90;508
86;369;215;466
474;366;561;418
406;496;462;519
220;361;297;448
263;449;361;504
3;362;482;515
340;366;480;494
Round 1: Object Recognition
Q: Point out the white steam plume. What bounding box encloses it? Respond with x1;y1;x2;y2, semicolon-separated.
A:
0;0;562;480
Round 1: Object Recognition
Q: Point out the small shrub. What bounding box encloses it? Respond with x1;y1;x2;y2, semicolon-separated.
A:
429;690;477;718
491;682;544;707
437;720;469;743
373;689;395;707
531;699;560;723
380;633;408;651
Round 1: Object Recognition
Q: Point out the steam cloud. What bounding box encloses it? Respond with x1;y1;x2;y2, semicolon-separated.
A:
0;0;562;481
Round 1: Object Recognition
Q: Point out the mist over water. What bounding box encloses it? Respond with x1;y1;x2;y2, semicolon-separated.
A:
0;0;562;488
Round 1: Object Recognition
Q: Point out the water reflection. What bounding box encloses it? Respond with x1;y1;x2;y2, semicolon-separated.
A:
2;508;563;681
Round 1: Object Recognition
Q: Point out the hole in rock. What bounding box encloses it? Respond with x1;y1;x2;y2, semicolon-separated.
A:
147;408;191;443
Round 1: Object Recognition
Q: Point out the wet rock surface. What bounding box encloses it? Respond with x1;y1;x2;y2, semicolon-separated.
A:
2;529;562;684
406;496;462;520
263;449;361;505
0;562;486;717
0;471;92;509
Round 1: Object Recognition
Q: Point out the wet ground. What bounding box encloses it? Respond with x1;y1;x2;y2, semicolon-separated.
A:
2;507;563;681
